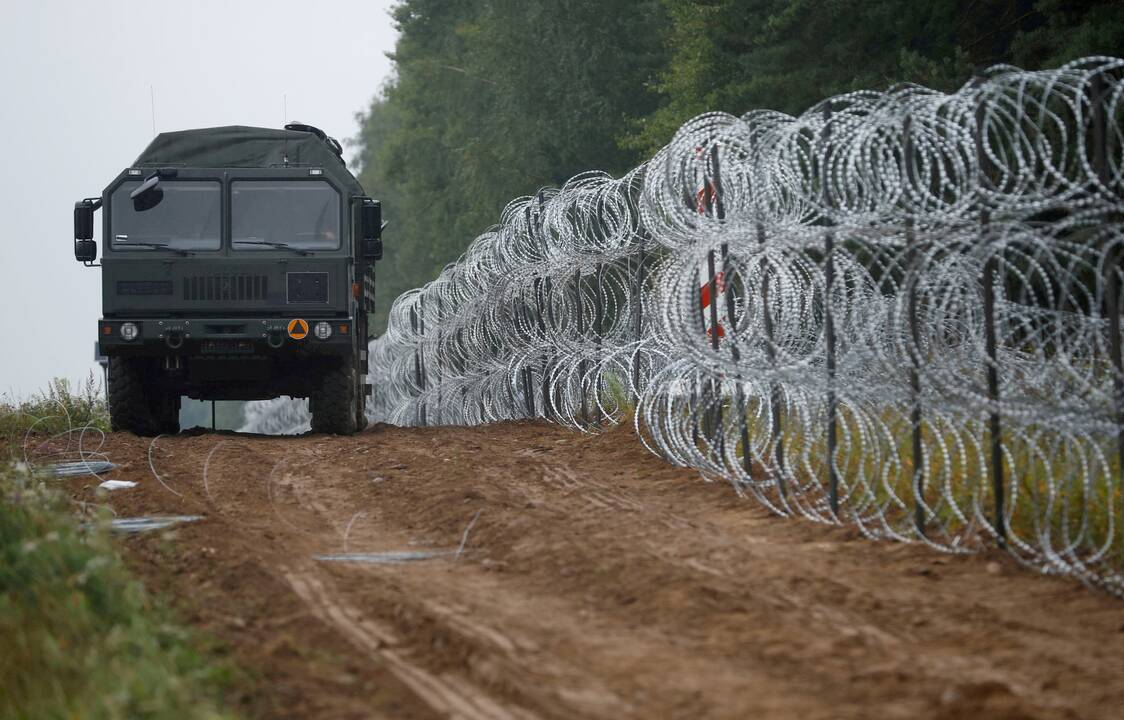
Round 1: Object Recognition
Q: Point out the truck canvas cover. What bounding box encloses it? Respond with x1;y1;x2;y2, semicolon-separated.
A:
132;125;363;195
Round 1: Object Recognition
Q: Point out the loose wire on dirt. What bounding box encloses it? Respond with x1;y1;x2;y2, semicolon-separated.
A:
147;435;183;498
455;509;483;561
202;440;228;502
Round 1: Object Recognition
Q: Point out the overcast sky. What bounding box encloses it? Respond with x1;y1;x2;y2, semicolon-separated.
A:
0;0;397;399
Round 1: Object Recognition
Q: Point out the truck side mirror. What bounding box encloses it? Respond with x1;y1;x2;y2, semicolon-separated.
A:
74;199;100;264
75;239;97;263
131;174;164;212
74;201;95;240
360;200;382;240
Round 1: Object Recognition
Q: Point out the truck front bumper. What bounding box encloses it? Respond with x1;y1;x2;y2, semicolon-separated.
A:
98;317;355;356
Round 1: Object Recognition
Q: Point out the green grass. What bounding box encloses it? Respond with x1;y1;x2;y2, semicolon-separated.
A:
1;375;110;460
714;395;1124;574
0;458;242;718
599;370;635;425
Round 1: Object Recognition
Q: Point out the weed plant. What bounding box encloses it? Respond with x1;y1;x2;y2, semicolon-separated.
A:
1;375;109;460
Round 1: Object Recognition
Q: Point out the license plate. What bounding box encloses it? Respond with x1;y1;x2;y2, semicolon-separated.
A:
201;339;254;354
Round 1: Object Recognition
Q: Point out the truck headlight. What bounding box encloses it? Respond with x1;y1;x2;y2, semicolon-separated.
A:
119;322;139;341
314;321;332;340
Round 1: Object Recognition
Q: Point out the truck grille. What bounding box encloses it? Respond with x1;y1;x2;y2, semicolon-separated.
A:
183;275;268;302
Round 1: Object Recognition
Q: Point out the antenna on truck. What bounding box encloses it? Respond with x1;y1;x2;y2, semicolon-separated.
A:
282;93;289;165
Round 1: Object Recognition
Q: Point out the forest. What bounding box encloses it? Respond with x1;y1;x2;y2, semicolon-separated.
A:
352;0;1124;332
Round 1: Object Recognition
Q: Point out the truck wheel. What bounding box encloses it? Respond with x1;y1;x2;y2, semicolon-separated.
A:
108;357;158;436
310;361;358;435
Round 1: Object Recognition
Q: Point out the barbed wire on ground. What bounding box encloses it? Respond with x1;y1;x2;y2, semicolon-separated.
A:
245;57;1124;595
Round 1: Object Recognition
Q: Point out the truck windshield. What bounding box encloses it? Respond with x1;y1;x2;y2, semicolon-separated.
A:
111;180;221;251
232;180;340;251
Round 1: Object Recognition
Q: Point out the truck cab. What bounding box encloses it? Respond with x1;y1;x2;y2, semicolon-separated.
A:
73;124;383;436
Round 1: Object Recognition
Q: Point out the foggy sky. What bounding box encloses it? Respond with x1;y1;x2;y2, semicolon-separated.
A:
0;0;397;398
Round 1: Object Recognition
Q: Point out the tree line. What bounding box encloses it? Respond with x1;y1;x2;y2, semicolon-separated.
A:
352;0;1124;333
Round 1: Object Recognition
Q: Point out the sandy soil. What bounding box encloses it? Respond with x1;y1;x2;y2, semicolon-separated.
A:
63;421;1124;720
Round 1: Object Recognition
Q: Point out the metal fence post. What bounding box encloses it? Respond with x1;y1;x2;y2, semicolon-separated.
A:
516;296;535;418
760;222;785;495
410;304;421;426
535;276;551;421
706;248;723;451
593;263;604;426
458;326;470;417
692;252;706;447
575;268;588;426
531;192;554;423
418;295;427;427
976;87;1005;544
692;149;711;449
632;233;646;394
983;241;1003;542
904;114;926;536
706;251;720;347
713;146;728;453
1091;72;1124;490
436;294;444;423
822;104;839;517
537;306;548;425
707;145;727;452
722;242;749;480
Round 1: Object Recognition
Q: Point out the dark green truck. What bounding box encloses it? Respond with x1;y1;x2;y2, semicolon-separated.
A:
73;124;383;436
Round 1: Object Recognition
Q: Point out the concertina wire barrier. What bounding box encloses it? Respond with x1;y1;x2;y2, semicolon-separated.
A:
245;57;1124;595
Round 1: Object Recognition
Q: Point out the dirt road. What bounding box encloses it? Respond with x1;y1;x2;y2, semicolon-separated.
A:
64;421;1124;719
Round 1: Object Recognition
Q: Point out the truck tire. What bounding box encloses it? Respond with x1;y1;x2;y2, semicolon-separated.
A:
310;361;358;435
108;357;158;436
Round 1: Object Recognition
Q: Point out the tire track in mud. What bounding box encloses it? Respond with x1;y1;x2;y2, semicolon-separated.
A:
136;434;619;719
71;422;1124;720
178;436;547;719
281;566;537;720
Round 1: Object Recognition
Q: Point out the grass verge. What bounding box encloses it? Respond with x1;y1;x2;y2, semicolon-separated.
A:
0;459;242;718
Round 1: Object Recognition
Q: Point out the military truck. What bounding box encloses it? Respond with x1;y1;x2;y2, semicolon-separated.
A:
73;124;383;436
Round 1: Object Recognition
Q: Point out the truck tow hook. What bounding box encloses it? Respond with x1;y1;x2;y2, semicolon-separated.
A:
165;330;185;350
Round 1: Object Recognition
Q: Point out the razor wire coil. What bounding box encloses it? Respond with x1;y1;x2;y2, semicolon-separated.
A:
246;57;1124;595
